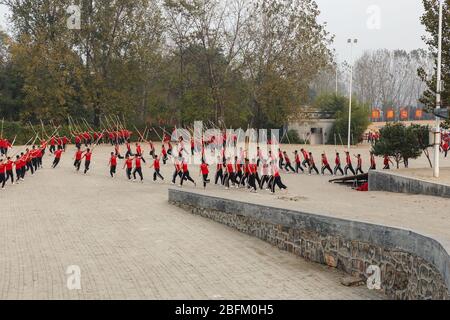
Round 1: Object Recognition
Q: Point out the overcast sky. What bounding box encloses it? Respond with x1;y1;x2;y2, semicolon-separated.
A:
315;0;428;62
0;0;428;62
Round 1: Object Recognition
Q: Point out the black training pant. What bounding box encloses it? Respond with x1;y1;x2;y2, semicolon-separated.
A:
53;158;61;168
153;169;164;181
133;167;143;181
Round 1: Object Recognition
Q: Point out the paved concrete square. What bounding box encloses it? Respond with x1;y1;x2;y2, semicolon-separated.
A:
0;145;385;300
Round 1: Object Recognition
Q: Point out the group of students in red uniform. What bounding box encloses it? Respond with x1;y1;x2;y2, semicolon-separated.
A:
277;148;371;176
107;130;133;145
4;126;449;195
103;136;289;194
48;136;70;153
0;143;46;190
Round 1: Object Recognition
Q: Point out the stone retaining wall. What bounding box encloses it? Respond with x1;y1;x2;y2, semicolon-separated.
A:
169;189;450;300
368;170;450;198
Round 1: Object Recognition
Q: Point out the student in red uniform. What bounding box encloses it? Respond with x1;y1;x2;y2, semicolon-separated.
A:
199;160;210;189
150;155;164;182
370;152;376;170
308;152;319;175
344;151;356;175
161;145;168;164
30;146;39;172
40;139;47;156
334;152;344;175
321;153;333;175
171;157;183;185
355;154;364;174
52;146;64;168
0;158;6;189
190;137;195;156
135;143;142;156
442;140;449;158
293;150;304;173
19;153;26;178
14;155;23;183
0;159;6;189
74;147;84;172
75;135;82;149
215;156;224;185
108;152;117;177
149;141;156;159
36;145;44;169
301;149;310;168
0;139;6;156
24;148;34;175
62;136;70;150
82;148;92;174
278;148;284;170
125;141;133;158
132;154;145;182
283;151;295;173
383;155;393;170
259;160;270;190
270;162;287;194
5;157;14;185
240;158;250;187
123;155;134;180
180;158;196;187
224;158;235;189
248;160;258;192
49;136;56;153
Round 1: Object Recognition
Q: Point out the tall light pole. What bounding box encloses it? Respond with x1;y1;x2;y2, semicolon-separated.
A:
335;65;339;95
347;38;358;150
433;0;443;178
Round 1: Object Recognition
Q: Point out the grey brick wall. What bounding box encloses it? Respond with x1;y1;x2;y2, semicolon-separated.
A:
169;189;450;300
368;170;450;198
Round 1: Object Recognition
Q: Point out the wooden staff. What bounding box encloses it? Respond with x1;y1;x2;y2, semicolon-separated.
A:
40;119;48;139
90;129;107;152
9;135;34;158
82;117;95;132
29;121;39;137
9;131;42;158
103;116;114;133
151;127;162;142
133;125;148;143
46;125;62;143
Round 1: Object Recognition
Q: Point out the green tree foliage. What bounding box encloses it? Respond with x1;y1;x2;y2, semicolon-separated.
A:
409;124;433;167
0;30;25;121
313;93;370;145
371;123;423;169
418;0;449;127
0;0;333;129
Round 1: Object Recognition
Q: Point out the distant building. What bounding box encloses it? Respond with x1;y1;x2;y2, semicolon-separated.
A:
288;109;335;145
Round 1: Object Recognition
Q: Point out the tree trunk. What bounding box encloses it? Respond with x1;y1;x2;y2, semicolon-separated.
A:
423;149;433;168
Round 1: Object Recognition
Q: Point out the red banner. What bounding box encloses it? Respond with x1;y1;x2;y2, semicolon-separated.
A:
415;109;423;120
400;109;409;120
371;109;381;120
386;109;395;120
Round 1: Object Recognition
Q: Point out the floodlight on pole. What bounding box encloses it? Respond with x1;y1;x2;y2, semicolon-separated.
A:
347;38;358;150
433;0;443;178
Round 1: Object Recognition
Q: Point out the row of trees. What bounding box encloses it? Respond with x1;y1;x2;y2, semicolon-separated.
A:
0;0;333;129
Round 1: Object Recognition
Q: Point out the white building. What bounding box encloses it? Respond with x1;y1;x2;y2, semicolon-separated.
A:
288;109;336;145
